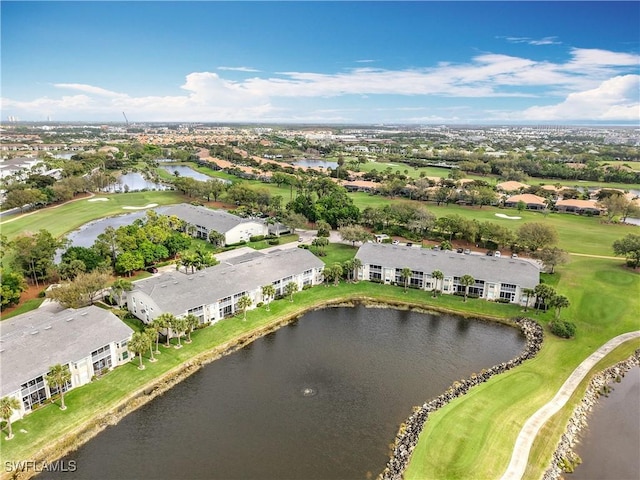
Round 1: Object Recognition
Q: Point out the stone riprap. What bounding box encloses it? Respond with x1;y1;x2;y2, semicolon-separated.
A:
379;317;544;480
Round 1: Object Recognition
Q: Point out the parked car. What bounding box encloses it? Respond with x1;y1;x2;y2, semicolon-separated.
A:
463;249;471;255
511;253;518;258
494;251;501;257
392;240;400;245
147;266;158;273
406;242;413;247
486;250;494;256
456;248;464;253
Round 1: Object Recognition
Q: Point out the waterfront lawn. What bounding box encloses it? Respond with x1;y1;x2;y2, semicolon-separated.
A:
0;280;527;465
0;191;186;241
405;257;640;479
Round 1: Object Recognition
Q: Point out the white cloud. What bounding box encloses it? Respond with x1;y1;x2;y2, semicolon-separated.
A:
217;66;261;72
2;47;638;122
521;75;640;121
501;36;561;46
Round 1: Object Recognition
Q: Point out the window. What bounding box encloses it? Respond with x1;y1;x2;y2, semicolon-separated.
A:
369;264;382;281
499;283;517;302
92;344;113;375
21;375;47;410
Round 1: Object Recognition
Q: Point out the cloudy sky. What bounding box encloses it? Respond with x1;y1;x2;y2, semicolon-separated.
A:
2;1;639;124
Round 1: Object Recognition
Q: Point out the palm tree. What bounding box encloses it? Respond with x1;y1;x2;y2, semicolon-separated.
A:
459;274;475;302
262;284;276;311
129;332;151;370
171;317;187;348
534;284;556;312
342;259;355;282
156;313;175;347
352;258;363;282
0;396;20;440
144;329;158;362
184;314;200;343
285;281;298;302
549;294;570;321
110;278;133;307
400;267;412;293
431;270;444;298
46;364;72;410
150;317;164;354
237;295;253;320
522;287;536;312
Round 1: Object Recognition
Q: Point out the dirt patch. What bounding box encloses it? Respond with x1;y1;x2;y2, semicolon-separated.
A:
1;284;46;317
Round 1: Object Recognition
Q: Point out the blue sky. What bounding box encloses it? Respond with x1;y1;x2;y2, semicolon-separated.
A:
2;1;639;124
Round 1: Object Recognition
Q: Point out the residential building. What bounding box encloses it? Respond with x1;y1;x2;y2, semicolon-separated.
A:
355;243;539;304
127;248;325;325
162;203;269;245
0;306;133;422
504;193;547;210
496;181;529;193
555;199;602;215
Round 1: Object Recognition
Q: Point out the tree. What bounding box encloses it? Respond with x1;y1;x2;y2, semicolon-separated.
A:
598;193;640;222
11;229;64;287
156;313;176;347
612;234;640;268
208;230;225;248
516;222;558;252
352;258;363;282
315;220;331;238
110;279;133;307
549;294;570;321
400;267;412;293
285;281;299;302
459;274;475;302
144;329;158;362
522;287;536;312
184;313;200;343
431;270;444;298
150;317;165;354
0;396;20;440
0;269;27;310
129;332;151;370
46;270;111;308
115;251;144;277
534;283;556;312
262;284;276;311
338;225;373;247
45;364;72;410
535;247;570;274
170;316;187;348
237;295;253;321
311;236;329;256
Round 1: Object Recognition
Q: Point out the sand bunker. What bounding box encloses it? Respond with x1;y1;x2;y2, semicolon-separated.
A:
122;203;159;210
495;213;522;220
88;198;109;202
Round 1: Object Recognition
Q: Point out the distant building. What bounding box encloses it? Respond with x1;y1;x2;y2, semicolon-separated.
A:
504;194;547;210
162;203;269;245
127;248;325;325
0;306;133;422
555;199;602;215
355;243;539;304
496;181;529;193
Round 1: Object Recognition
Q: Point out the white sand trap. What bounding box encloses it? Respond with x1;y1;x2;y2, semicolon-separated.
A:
88;198;109;202
495;213;522;220
122;203;158;210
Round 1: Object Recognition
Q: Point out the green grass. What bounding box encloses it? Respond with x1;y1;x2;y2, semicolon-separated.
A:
318;243;358;265
0;191;186;241
405;256;640;480
1;299;45;320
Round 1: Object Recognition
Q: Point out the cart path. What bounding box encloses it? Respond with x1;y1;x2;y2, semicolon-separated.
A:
499;330;640;480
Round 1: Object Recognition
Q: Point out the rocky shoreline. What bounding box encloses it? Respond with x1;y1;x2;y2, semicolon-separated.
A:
542;348;640;479
379;316;545;480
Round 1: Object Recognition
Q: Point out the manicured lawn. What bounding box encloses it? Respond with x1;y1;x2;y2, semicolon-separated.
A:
319;243;358;265
405;257;640;479
1;299;45;319
0;191;186;241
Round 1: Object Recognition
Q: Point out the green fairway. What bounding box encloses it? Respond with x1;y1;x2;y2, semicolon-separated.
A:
0;191;186;240
405;256;640;479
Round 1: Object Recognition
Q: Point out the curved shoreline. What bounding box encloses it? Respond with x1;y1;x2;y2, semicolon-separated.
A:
542;349;640;480
6;295;502;480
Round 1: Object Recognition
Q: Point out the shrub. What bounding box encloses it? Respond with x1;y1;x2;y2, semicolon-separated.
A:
381;238;392;244
550;320;577;339
302;284;312;290
250;235;265;242
267;239;280;245
256;302;264;308
495;298;512;304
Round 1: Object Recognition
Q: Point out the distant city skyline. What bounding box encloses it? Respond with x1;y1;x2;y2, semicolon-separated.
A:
1;1;639;125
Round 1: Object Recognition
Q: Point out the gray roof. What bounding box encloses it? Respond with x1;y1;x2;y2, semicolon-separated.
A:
356;243;539;288
133;248;324;315
162;203;263;234
0;306;133;396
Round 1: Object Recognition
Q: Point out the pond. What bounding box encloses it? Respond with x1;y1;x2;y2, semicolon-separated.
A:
293;158;338;169
103;172;169;192
48;306;525;480
160;165;223;182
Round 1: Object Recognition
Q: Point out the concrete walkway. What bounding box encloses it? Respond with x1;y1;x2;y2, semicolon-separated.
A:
500;330;640;480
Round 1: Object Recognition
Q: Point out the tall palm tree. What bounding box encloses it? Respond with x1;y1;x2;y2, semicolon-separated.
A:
459;274;475;302
431;270;444;298
46;364;72;410
129;332;151;370
549;294;570;321
534;284;556;312
0;396;20;440
144;329;158;362
401;267;412;293
522;287;536;312
156;313;176;347
285;281;298;302
262;284;276;311
237;295;253;320
171;317;187;348
111;278;133;307
352;258;363;282
184;314;200;343
150;317;164;354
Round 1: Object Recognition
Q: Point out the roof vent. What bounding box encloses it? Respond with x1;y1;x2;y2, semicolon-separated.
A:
81;312;88;316
161;284;167;288
44;326;52;330
66;318;73;322
31;330;39;335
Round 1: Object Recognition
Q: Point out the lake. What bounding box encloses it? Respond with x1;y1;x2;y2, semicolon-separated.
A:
48;306;525;479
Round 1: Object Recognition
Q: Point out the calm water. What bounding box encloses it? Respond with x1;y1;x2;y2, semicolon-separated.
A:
103;172;168;192
48;306;524;480
161;165;214;181
293;158;338;169
572;366;640;480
